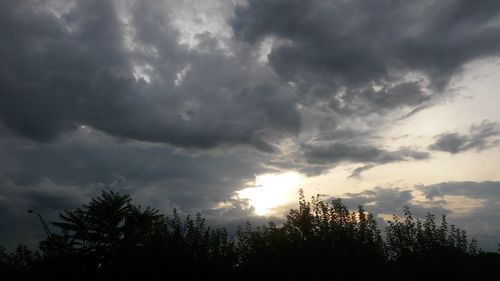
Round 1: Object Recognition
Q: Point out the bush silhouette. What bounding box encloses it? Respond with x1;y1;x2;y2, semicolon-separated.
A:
1;189;499;280
236;191;386;280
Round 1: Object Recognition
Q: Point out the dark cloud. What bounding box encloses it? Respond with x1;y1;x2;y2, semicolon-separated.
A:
337;182;500;250
429;120;500;153
287;139;431;177
0;127;270;250
348;164;376;179
340;187;448;219
0;0;300;151
2;0;499;151
0;172;258;250
0;0;293;250
232;0;500;114
0;177;91;250
417;181;500;251
0;128;271;210
419;181;500;201
302;141;429;167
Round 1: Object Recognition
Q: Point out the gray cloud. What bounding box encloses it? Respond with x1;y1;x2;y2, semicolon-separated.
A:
0;0;300;151
429;120;500;153
340;187;448;219
338;182;500;251
232;0;500;114
417;181;500;251
0;177;91;250
302;142;429;176
0;127;270;249
0;128;271;209
0;0;297;250
348;164;376;179
419;181;500;201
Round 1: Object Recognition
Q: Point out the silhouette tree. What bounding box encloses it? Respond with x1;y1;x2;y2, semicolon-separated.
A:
39;191;168;279
1;189;499;280
236;190;386;280
0;245;41;279
40;191;237;280
384;206;490;280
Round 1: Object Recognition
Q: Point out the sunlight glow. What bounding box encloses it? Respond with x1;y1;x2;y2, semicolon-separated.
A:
237;172;301;216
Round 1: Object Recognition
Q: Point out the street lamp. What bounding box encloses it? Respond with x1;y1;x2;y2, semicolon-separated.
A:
28;209;52;238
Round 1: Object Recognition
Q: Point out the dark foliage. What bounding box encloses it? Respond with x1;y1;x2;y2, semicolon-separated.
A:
235;191;386;280
1;190;499;280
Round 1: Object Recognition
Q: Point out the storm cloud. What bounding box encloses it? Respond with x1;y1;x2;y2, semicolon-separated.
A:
0;0;300;151
418;181;500;250
303;142;429;165
301;141;429;177
430;120;500;153
337;181;500;250
232;0;500;114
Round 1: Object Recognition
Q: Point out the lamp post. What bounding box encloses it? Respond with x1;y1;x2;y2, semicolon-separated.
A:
28;209;52;238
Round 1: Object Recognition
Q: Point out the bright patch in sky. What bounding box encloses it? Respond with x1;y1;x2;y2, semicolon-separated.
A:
238;172;301;216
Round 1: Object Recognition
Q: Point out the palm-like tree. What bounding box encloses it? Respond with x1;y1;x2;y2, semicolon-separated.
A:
42;191;165;275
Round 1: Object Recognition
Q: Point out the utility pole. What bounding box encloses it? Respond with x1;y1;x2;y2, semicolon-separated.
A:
28;210;52;238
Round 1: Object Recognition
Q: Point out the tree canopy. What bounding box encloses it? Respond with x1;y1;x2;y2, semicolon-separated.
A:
1;190;499;280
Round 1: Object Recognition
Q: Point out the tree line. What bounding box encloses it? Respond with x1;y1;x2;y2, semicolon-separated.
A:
1;190;499;280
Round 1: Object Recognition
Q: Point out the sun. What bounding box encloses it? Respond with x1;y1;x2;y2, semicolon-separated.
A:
237;172;301;216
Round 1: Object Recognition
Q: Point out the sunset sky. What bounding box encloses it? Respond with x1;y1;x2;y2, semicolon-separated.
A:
1;0;500;251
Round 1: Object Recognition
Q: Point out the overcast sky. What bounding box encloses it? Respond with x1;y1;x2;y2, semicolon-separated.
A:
1;0;500;251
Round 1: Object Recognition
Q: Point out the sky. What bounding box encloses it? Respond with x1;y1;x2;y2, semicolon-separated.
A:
1;0;500;251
